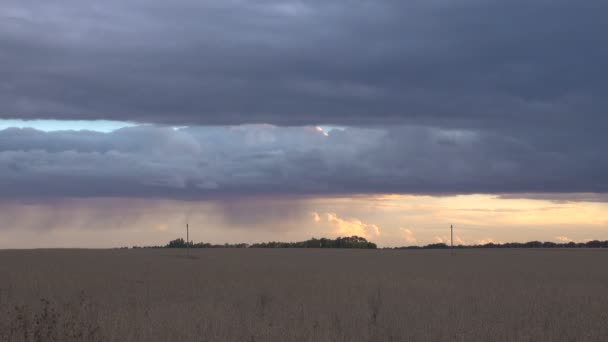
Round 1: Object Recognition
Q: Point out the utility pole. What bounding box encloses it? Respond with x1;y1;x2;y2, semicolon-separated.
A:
451;224;454;251
186;223;189;257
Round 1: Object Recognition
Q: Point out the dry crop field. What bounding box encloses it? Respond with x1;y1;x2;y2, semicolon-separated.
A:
1;248;608;341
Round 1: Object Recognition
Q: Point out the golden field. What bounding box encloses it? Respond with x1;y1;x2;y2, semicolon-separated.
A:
1;248;607;341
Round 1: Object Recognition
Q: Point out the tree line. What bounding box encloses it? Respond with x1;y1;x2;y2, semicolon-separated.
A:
132;237;608;249
156;236;377;249
395;240;608;249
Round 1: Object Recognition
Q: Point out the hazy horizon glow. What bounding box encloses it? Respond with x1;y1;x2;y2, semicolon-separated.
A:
1;194;606;249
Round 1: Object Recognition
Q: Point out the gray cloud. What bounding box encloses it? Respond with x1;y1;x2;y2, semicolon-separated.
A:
2;0;606;199
1;124;607;199
498;193;608;203
1;0;606;131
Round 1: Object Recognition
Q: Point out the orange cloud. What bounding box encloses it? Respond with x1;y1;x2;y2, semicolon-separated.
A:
154;223;169;232
400;228;417;244
434;235;465;245
310;211;321;222
556;236;573;242
326;212;380;238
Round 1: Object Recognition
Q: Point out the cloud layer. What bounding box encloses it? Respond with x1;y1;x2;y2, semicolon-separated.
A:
1;0;606;200
1;124;607;199
1;0;606;131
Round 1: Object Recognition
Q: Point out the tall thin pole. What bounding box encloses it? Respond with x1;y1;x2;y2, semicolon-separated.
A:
450;224;453;250
186;223;189;256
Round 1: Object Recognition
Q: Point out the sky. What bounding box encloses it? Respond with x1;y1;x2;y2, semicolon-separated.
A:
1;0;607;248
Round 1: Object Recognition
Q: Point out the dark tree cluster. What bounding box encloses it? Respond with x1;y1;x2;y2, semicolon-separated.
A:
160;236;377;249
396;240;608;249
250;236;376;249
165;238;248;248
148;238;608;250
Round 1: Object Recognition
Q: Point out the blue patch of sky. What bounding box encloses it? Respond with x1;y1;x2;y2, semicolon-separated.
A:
0;119;135;132
0;120;345;134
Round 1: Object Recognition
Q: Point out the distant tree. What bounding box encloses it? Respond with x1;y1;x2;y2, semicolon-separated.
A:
166;238;187;248
524;241;542;248
423;243;449;249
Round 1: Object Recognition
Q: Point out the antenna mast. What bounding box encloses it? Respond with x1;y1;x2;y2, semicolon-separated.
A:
450;224;453;250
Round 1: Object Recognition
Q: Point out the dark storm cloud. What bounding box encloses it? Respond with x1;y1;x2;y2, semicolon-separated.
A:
2;0;607;198
1;0;607;128
2;124;607;199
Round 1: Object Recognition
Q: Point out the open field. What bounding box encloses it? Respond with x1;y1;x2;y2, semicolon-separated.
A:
1;249;608;341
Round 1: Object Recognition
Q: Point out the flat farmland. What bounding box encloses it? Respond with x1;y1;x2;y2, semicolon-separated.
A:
1;249;607;341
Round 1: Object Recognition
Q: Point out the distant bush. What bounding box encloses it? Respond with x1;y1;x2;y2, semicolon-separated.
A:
424;243;449;249
166;238;188;248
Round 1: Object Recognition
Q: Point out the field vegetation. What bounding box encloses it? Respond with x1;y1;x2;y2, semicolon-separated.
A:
1;249;608;341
